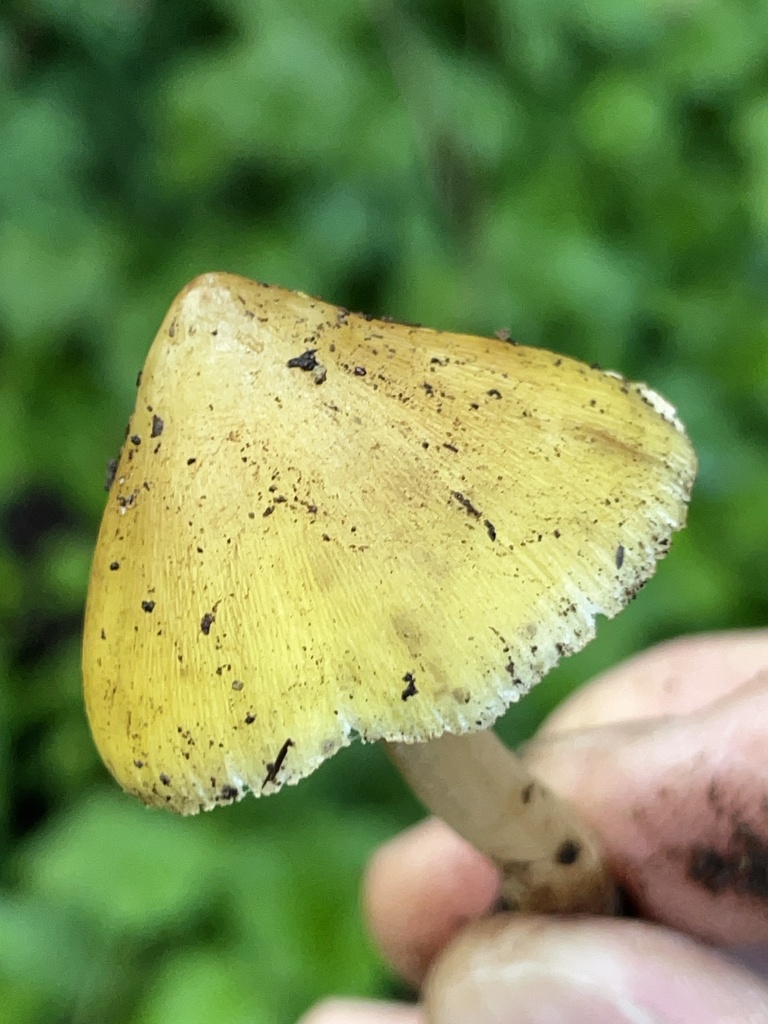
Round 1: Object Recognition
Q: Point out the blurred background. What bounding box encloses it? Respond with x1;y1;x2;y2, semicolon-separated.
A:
1;0;767;1021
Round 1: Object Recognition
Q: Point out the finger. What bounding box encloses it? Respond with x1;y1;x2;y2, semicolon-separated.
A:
364;819;500;987
297;999;421;1024
540;628;768;734
526;670;768;944
365;636;768;983
425;915;768;1024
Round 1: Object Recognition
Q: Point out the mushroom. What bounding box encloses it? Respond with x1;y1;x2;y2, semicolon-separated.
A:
82;273;696;914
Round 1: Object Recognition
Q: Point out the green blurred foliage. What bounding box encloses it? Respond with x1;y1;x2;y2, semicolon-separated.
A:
0;0;767;1020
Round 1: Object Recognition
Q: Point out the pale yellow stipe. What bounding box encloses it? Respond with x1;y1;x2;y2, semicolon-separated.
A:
82;273;695;814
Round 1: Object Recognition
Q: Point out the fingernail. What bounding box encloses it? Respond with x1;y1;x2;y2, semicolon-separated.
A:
431;966;663;1024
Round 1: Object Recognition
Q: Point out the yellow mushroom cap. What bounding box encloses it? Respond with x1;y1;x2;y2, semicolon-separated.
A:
82;273;696;813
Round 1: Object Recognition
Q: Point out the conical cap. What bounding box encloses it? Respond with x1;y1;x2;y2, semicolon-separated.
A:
82;273;696;813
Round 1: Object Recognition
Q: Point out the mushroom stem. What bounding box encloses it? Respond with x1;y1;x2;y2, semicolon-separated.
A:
387;730;615;915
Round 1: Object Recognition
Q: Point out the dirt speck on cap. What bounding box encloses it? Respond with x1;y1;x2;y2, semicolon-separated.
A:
287;350;318;372
401;672;418;701
452;491;482;519
262;738;294;788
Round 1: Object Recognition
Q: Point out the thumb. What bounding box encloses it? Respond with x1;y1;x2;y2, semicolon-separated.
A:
523;670;768;944
424;916;768;1024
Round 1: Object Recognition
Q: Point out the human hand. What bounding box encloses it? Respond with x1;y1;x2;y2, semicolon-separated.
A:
301;630;768;1023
